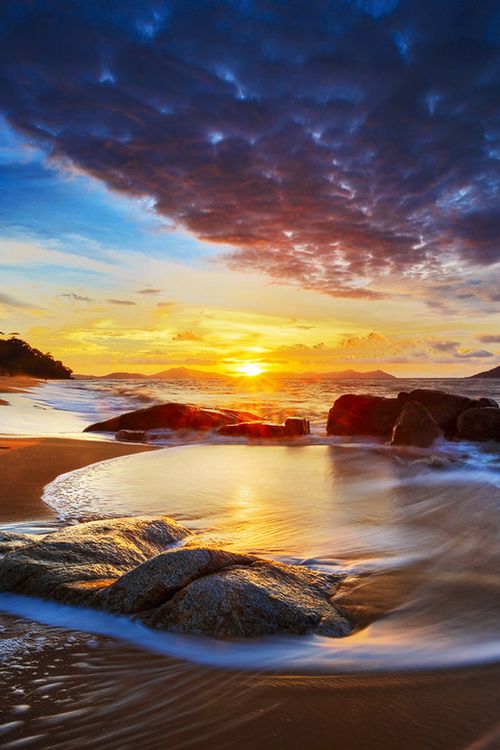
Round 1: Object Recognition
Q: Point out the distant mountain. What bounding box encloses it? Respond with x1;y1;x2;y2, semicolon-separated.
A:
152;367;231;380
270;368;396;380
100;371;147;379
0;337;72;379
470;364;500;379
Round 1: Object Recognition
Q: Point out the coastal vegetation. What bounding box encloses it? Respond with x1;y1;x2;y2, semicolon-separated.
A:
0;336;72;379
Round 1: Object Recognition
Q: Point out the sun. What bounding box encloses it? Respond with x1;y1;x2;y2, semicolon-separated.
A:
238;362;264;377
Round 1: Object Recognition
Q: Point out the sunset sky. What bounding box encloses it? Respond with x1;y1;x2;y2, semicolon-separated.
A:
0;0;499;376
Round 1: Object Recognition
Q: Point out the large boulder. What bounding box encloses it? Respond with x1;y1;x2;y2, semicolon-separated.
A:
326;395;401;436
457;407;500;442
141;556;351;638
217;416;310;439
397;389;473;434
96;546;257;614
391;401;443;448
84;403;261;434
0;520;352;640
0;517;190;604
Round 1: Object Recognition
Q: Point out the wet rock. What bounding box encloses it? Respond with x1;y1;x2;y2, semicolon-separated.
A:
217;417;310;439
457;407;500;442
95;546;258;614
116;429;147;442
0;517;190;604
397;389;472;434
284;417;311;436
0;519;352;640
142;557;351;638
471;397;499;409
0;531;37;555
391;401;443;448
84;402;261;434
326;395;401;436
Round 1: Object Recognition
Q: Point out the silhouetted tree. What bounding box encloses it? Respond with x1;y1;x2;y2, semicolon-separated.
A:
0;337;72;379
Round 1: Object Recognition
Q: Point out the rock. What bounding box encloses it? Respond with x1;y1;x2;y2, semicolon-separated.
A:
217;417;310;439
326;395;401;436
471;397;499;409
0;531;37;555
0;517;190;604
95;546;258;614
116;429;147;442
390;401;443;448
0;518;352;640
142;556;351;638
457;407;500;442
397;389;472;434
284;417;311;436
218;422;288;438
84;403;261;434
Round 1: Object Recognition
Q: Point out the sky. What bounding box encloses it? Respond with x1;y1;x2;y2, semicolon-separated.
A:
0;0;499;377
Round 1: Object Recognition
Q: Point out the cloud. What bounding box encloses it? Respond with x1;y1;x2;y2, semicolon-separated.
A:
60;293;93;302
0;292;32;308
107;298;137;305
172;330;203;341
427;339;460;353
1;1;499;299
137;288;162;295
454;349;494;359
477;334;500;344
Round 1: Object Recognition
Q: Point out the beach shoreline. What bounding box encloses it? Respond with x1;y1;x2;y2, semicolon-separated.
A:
0;437;155;524
1;385;500;747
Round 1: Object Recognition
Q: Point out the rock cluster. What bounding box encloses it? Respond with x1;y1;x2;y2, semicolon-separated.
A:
0;517;351;640
327;388;500;446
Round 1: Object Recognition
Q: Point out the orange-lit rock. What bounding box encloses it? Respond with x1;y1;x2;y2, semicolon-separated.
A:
84;402;261;434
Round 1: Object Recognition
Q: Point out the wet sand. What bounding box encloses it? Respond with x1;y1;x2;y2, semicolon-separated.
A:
0;375;42;395
0;438;155;523
1;437;500;748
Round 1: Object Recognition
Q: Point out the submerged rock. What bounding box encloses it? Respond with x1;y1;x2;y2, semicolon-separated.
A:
84;402;261;434
457;407;500;442
0;518;351;639
326;395;401;436
217;416;310;439
391;401;443;448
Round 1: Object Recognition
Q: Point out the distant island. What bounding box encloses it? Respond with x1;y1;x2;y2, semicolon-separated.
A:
470;364;500;379
75;367;396;380
0;337;72;379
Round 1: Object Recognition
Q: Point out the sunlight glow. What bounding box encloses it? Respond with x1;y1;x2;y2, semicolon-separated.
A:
238;362;265;377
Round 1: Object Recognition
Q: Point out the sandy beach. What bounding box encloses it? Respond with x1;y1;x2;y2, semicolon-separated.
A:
0;431;498;748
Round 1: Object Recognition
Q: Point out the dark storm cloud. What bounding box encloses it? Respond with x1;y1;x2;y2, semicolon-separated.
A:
1;0;499;297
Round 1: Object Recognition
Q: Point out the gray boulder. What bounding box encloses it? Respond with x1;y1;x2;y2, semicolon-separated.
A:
142;557;351;638
0;517;190;604
95;546;257;614
457;407;500;442
391;401;443;448
0;519;352;640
